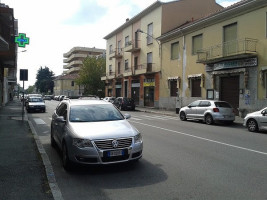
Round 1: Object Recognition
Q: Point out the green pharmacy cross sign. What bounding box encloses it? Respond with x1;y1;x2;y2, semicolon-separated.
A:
15;33;30;48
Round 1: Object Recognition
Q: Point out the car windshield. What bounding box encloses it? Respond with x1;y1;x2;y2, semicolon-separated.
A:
123;98;134;103
29;98;43;102
215;102;231;108
69;104;124;122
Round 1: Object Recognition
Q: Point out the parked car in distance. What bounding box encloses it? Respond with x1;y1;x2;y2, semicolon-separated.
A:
51;99;143;170
103;97;116;103
243;107;267;132
113;97;135;111
26;96;46;113
59;95;66;101
43;95;52;100
179;100;235;125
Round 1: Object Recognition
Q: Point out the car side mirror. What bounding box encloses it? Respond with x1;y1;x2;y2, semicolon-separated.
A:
188;105;192;108
124;113;131;119
261;110;266;116
56;116;66;123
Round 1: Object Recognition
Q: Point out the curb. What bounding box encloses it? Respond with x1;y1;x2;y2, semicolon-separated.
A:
26;110;64;200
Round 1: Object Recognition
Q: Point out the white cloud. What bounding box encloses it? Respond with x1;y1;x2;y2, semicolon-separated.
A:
1;0;239;88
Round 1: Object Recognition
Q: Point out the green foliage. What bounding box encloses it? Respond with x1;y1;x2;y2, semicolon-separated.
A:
35;66;55;94
76;56;106;97
26;85;35;94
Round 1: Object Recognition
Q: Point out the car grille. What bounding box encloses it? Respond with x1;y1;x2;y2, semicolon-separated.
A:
94;138;132;150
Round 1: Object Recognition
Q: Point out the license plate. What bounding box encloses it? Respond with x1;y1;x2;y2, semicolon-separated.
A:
107;150;124;157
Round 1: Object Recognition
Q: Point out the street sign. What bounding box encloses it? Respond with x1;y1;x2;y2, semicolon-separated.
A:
15;33;30;48
20;69;28;81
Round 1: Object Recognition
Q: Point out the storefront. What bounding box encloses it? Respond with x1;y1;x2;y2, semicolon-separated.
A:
143;78;155;107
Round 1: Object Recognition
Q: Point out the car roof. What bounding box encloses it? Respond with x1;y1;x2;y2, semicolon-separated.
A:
62;99;111;106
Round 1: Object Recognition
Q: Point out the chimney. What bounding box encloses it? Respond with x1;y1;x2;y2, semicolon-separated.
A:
126;18;129;22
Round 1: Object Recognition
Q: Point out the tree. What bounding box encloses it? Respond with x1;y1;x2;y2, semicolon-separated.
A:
26;85;35;94
35;66;55;94
76;56;105;97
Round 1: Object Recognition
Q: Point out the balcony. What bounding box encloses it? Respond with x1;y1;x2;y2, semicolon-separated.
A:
63;60;83;69
197;38;258;64
109;48;123;60
123;67;132;77
134;63;156;75
107;71;115;79
124;40;141;53
65;67;80;74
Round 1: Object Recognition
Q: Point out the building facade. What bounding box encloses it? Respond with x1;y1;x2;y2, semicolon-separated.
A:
102;0;222;107
159;0;267;116
0;4;17;106
54;47;106;96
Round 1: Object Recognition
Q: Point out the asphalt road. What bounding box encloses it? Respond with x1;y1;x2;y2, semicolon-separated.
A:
28;100;267;200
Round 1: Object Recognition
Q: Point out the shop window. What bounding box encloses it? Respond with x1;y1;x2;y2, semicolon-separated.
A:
192;34;203;55
170;80;177;97
191;79;201;97
171;42;179;60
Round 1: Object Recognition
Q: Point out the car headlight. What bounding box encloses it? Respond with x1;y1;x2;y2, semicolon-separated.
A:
73;138;93;148
134;133;142;143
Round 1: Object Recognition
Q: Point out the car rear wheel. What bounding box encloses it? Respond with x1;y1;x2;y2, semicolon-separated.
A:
62;142;72;171
247;119;258;132
179;112;187;121
205;114;213;125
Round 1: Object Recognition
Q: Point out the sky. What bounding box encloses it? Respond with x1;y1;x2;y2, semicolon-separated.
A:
2;0;240;89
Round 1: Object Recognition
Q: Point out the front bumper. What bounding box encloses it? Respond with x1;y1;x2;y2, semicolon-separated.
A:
67;139;143;165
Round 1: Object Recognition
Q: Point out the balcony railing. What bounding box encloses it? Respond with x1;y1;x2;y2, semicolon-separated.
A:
134;63;156;75
124;40;141;52
197;38;257;63
109;48;123;59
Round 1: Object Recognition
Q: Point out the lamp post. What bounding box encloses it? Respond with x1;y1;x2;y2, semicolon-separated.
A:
136;29;161;56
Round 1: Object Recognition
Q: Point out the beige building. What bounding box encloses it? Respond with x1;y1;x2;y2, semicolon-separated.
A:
54;47;105;96
159;0;267;115
102;0;222;107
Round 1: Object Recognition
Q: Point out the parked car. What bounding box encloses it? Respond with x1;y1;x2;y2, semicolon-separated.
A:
43;95;52;100
103;97;116;103
113;97;135;111
243;107;267;132
26;96;46;113
51;99;143;170
179;100;235;125
59;95;65;101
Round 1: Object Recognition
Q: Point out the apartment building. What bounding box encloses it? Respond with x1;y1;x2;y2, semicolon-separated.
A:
102;0;222;107
0;4;17;106
54;47;106;96
159;0;267;116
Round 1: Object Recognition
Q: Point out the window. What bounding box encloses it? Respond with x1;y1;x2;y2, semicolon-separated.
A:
191;79;201;97
192;34;203;55
71;81;74;87
134;56;138;70
199;101;211;107
147;23;153;45
265;72;267;98
118;40;121;54
125;60;129;70
170;80;177;97
125;36;129;47
266;13;267;38
147;52;153;72
118;62;121;74
109;65;112;75
109;45;113;54
223;23;237;55
171;42;179;60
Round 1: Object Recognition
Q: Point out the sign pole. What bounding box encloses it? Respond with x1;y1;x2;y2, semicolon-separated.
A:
22;80;24;121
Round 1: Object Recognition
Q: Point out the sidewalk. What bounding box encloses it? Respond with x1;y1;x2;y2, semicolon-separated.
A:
135;106;244;125
0;98;53;200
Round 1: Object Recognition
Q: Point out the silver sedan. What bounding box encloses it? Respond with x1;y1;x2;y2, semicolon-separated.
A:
51;100;143;170
243;107;267;132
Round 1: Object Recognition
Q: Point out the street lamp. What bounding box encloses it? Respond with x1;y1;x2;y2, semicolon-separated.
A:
136;29;161;55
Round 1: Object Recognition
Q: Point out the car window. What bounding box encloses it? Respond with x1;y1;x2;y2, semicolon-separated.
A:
215;102;231;108
29;98;43;102
199;101;211;107
188;101;200;107
69;104;124;122
56;103;67;120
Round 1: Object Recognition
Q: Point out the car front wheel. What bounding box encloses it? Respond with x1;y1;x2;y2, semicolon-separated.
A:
247;119;258;132
179;112;187;121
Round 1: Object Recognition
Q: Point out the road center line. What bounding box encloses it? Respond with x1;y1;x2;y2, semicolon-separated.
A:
130;120;267;156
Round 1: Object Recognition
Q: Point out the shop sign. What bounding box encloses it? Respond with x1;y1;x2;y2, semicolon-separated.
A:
208;57;257;71
144;78;155;87
115;85;122;88
132;83;140;87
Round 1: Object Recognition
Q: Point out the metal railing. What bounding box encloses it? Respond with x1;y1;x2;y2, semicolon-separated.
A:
197;38;257;63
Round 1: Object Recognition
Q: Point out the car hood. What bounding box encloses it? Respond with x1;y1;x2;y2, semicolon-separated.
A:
28;102;45;106
68;120;138;140
245;110;263;119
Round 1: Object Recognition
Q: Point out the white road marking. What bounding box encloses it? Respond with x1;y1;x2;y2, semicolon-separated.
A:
48;117;52;121
130;120;267;156
33;118;46;125
131;117;142;121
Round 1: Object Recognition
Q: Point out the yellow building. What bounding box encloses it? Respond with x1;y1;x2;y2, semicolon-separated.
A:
159;0;267;116
102;0;222;107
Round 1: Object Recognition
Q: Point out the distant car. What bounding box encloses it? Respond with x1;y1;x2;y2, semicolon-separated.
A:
59;95;65;101
78;95;100;100
43;95;52;100
50;99;143;170
103;97;116;103
243;107;267;132
26;97;46;113
179;100;235;125
113;97;135;111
